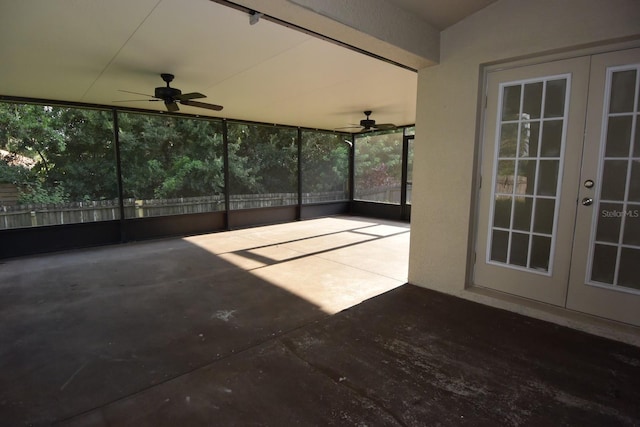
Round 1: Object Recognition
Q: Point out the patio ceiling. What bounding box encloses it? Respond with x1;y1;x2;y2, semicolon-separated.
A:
0;0;495;132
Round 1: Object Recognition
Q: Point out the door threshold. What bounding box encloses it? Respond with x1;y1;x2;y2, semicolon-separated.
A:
461;285;640;348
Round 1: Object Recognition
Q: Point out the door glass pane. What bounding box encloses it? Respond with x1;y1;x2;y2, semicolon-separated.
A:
502;85;521;121
495;160;516;194
543;79;567;118
629;161;640;202
623;204;640;246
516;160;534;195
591;244;617;284
595;202;623;243
533;198;555;234
540;120;563;157
600;160;628;201
618;248;640;289
589;65;640;291
510;232;529;266
520;121;540;158
537;160;559;196
488;76;568;273
605;116;632;157
638;71;640;110
493;196;512;228
609;69;637;113
522;82;543;119
499;123;519;157
530;236;551;271
634;119;640;157
490;230;509;262
513;197;533;231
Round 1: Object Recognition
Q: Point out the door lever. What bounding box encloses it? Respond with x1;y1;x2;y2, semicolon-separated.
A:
582;197;593;206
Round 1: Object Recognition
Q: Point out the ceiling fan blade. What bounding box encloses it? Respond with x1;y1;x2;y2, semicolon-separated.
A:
180;99;223;111
165;100;179;112
176;92;206;101
118;89;155;98
335;124;362;130
113;99;161;102
373;123;397;130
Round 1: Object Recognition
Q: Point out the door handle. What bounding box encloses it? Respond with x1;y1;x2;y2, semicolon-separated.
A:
582;197;593;206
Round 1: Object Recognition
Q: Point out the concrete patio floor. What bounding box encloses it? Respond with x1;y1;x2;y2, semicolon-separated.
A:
1;216;639;426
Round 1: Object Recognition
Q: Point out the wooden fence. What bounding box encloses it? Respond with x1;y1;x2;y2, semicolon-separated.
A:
0;183;19;206
124;196;226;219
355;185;402;204
1;199;121;229
0;191;349;230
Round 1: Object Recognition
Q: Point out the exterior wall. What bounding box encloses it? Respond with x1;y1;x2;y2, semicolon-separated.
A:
409;1;640;295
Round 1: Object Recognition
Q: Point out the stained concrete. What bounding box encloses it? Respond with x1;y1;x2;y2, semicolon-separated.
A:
1;216;639;426
0;216;408;425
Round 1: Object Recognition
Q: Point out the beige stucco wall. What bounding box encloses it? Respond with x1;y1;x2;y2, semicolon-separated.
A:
409;0;640;294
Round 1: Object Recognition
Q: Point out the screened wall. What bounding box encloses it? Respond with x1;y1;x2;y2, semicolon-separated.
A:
354;129;404;204
301;130;350;203
354;126;419;206
0;99;411;257
228;123;298;209
0;101;352;232
119;112;226;218
0;104;119;229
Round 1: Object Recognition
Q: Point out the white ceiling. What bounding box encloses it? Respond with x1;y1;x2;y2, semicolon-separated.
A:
0;0;494;132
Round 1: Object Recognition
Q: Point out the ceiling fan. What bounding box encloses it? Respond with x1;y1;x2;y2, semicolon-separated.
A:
337;111;396;133
117;73;223;113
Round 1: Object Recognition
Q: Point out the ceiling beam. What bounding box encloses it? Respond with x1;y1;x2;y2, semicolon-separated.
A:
217;0;439;70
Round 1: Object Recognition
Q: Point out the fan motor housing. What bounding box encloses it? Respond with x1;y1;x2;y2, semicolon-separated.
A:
155;86;182;100
360;119;375;128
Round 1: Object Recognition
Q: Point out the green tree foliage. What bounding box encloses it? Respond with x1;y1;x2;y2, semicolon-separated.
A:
0;101;352;207
301;131;349;193
118;113;224;199
354;130;403;189
0;103;68;203
48;108;118;201
227;123;297;195
0;104;64;170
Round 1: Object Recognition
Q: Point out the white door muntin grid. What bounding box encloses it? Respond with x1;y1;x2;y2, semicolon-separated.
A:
486;74;571;276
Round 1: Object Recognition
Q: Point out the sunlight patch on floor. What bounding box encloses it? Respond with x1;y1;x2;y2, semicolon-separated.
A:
182;217;410;313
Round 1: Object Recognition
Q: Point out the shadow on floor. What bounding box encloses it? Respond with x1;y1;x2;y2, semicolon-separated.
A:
0;216;409;425
65;285;640;426
2;216;639;426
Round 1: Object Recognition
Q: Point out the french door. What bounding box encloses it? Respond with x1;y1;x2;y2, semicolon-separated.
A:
475;49;640;326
